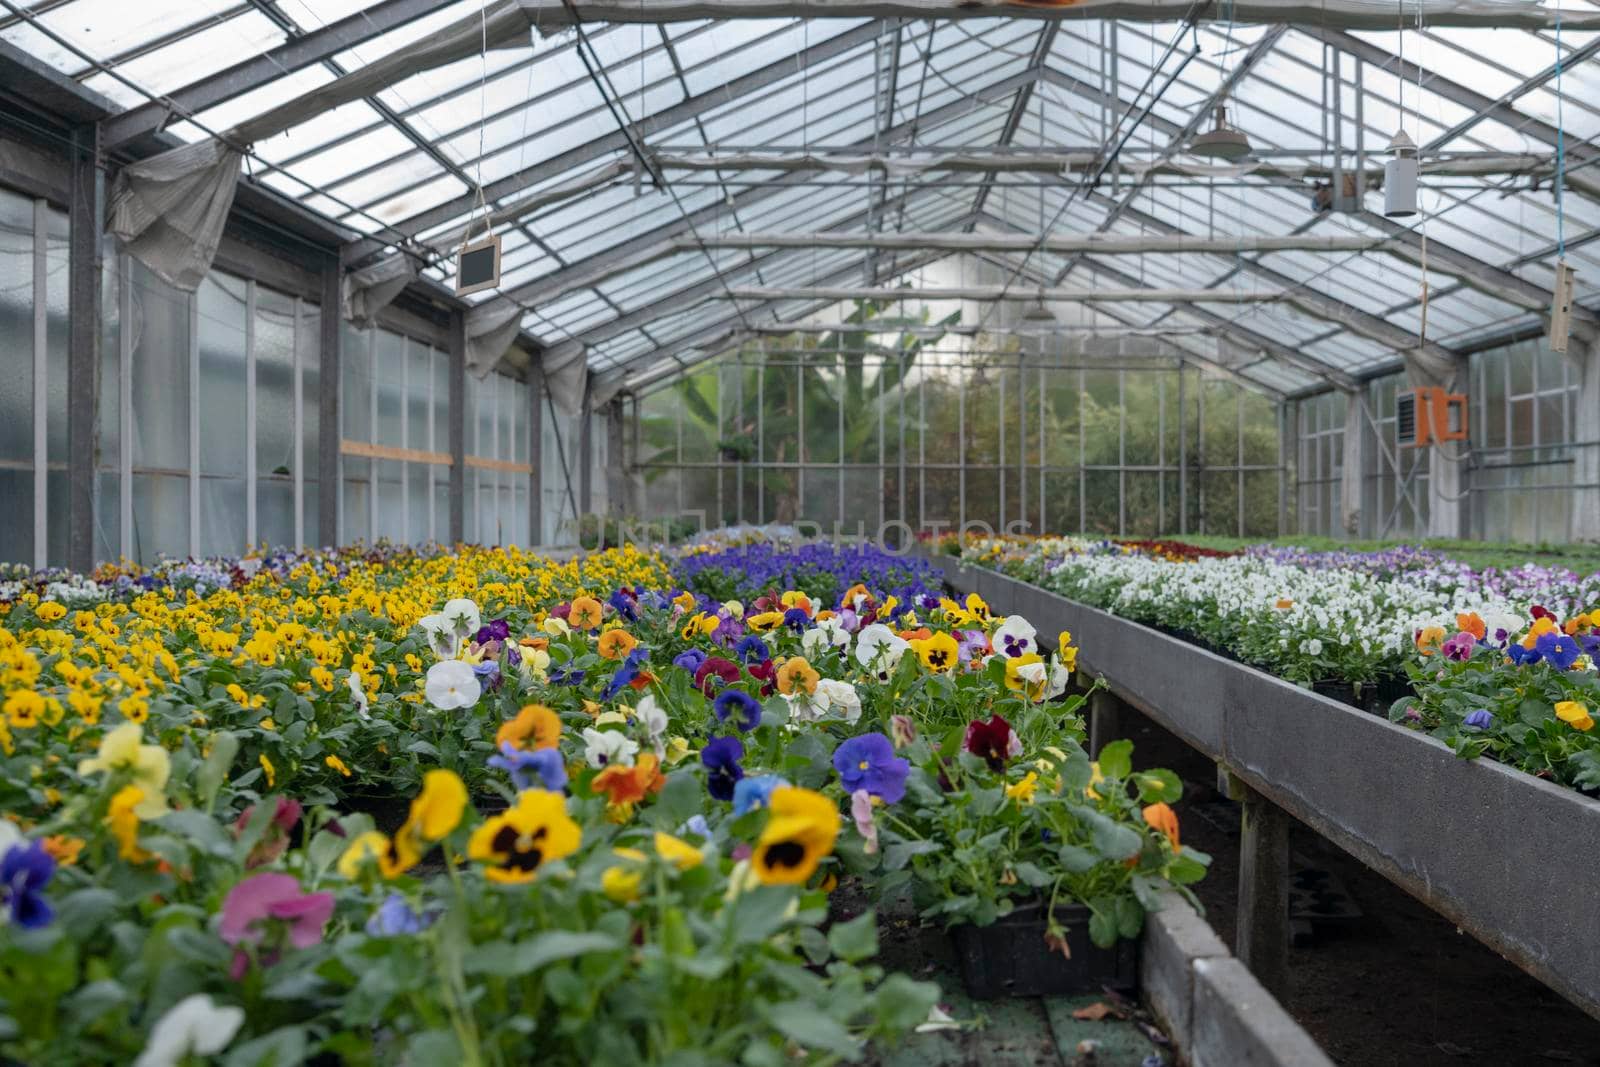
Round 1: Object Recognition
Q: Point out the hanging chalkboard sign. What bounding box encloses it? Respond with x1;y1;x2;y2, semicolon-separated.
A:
455;233;502;296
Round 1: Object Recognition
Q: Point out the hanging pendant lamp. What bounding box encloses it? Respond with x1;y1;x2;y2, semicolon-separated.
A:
1384;129;1419;217
1189;104;1254;161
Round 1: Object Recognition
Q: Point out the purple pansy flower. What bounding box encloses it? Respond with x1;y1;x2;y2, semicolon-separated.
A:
1463;709;1493;730
832;732;910;804
0;840;54;930
713;689;763;732
701;735;745;801
473;619;511;644
734;636;771;664
1441;631;1477;662
673;648;709;674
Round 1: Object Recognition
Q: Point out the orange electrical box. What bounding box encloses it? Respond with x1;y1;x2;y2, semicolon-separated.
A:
1395;387;1467;447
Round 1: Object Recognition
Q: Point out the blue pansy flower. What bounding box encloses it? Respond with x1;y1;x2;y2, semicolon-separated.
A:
1462;709;1493;731
487;742;567;792
732;774;788;817
366;893;436;936
1536;631;1581;670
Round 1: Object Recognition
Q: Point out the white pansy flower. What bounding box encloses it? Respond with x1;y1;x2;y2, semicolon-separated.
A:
442;597;482;637
635;694;669;754
346;671;370;719
418;613;460;660
855;624;909;680
424;659;479;711
582;727;639;768
991;615;1039;659
134;995;246;1067
814;678;862;723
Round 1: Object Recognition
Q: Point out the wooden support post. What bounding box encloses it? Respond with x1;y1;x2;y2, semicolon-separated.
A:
1225;769;1291;1000
1088;688;1121;758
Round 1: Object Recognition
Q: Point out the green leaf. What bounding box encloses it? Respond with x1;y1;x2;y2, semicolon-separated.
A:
762;1000;861;1059
654;771;703;827
1012;861;1053;888
52;888;121;940
795;926;832;967
1088;908;1118;949
873;973;941;1033
1056;844;1100;873
883;839;940;871
464;931;622;977
157;809;236;855
826;911;878;963
672;953;732;980
64;980;127;1027
732;886;795;946
1084;810;1142;861
1569;750;1600;791
196;731;240;810
224;1025;308;1067
398;1030;460;1066
1096;738;1133;780
1131;768;1182;804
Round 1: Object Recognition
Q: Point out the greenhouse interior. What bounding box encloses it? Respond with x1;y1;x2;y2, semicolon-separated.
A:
4;1;1600;1064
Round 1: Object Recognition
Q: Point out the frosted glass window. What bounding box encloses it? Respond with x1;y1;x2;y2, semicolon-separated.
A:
197;273;248;556
299;305;321;548
0;189;34;565
256;287;297;552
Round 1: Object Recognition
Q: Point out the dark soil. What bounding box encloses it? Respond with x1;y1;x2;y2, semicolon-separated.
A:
1129;712;1600;1067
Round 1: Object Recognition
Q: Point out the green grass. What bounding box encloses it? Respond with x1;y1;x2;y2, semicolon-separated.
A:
1173;535;1600;576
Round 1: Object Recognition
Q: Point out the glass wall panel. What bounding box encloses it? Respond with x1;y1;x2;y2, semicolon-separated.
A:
197;273;248;557
0;189;35;565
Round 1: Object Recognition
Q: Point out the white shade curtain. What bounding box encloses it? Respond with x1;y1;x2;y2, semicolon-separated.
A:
343;255;417;328
106;140;242;292
465;301;526;379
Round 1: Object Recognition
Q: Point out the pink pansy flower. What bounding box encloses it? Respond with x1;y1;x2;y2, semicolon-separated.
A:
851;789;879;855
220;873;335;978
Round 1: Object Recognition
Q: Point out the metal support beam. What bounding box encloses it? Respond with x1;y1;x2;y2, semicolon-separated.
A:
317;259;341;547
526;0;1598;30
1303;26;1600;202
103;0;464;147
448;309;466;544
1071;253;1358;390
514;231;1393;310
529;363;544;546
720;284;1300;302
349;18;901;262
970;23;1058;224
66;123;101;573
1570;339;1600;546
1039;64;1571;354
578;381;593;517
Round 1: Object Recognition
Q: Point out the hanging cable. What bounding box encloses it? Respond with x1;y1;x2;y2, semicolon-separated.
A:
557;0;752;332
1556;4;1567;262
